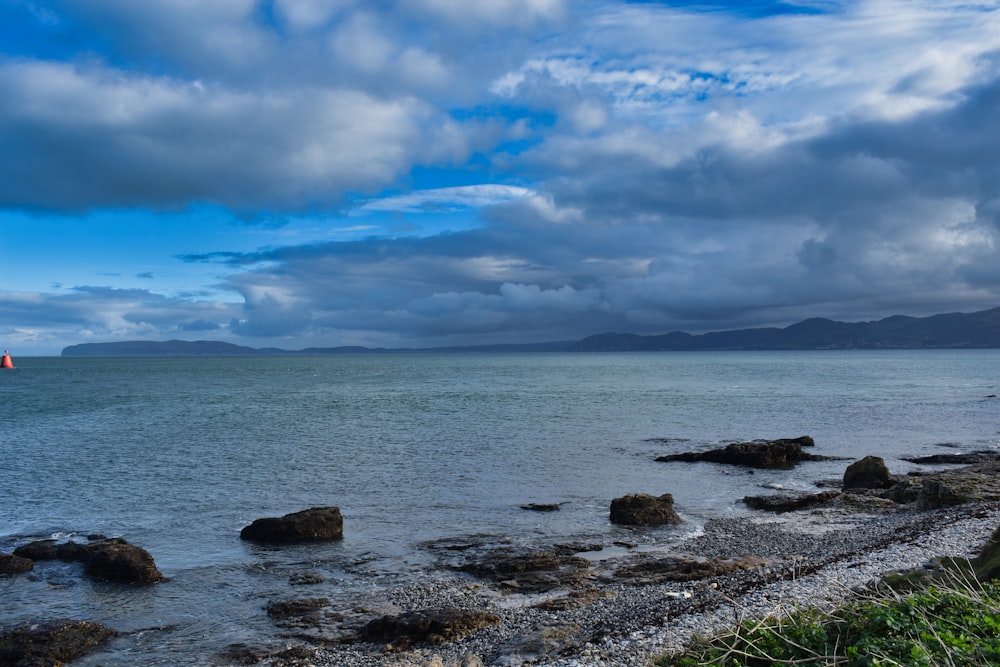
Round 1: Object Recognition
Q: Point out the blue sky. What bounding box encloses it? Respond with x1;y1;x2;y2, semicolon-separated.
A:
1;0;999;354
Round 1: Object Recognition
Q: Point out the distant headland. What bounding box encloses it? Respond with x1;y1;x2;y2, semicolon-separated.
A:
61;306;1000;356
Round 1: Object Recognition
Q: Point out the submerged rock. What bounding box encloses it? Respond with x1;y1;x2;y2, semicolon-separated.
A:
843;455;892;490
0;619;117;667
240;507;344;543
902;450;1000;465
656;436;840;469
609;493;682;526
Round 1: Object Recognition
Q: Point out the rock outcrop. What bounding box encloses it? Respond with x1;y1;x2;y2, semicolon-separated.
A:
656;436;841;468
13;537;163;584
0;553;33;575
609;493;682;526
843;455;892;490
240;507;344;543
915;462;1000;510
0;619;117;667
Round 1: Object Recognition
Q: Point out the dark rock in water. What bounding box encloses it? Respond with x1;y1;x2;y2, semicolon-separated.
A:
609;493;682;526
0;553;33;575
84;539;164;584
656;436;840;468
13;539;88;562
240;507;344;543
13;537;163;584
742;490;841;513
521;503;562;512
266;597;330;619
0;619;117;667
843;455;892;490
902;450;1000;465
359;608;499;649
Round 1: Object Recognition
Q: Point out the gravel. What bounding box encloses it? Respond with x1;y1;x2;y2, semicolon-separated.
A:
292;501;1000;667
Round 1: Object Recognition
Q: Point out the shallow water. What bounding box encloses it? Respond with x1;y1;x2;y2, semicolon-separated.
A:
1;351;998;663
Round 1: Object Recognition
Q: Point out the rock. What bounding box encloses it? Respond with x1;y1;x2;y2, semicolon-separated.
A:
0;553;33;575
265;598;330;620
520;503;562;512
494;622;581;666
916;462;1000;510
13;537;162;584
843;455;891;490
902;450;1000;465
84;539;164;584
453;546;591;593
656;436;841;468
742;490;841;513
881;475;924;504
240;507;344;543
610;554;771;585
0;619;117;667
609;493;682;526
358;608;500;649
13;539;88;562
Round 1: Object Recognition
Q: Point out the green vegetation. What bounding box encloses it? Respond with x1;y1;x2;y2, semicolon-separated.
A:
660;569;1000;667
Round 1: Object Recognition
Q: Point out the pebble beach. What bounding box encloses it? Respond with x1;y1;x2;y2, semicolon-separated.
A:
293;500;1000;667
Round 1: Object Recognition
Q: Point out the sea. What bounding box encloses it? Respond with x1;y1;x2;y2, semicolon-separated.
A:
1;350;999;664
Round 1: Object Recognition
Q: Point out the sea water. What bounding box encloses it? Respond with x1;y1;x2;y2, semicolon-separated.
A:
1;351;998;664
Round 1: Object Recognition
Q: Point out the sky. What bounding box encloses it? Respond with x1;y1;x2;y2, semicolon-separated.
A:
1;0;999;355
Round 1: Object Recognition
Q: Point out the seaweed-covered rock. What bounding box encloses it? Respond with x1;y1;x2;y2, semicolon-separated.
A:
240;507;344;543
609;493;682;526
656;436;839;468
843;456;892;490
13;537;162;584
359;608;499;649
916;462;1000;510
0;619;116;667
84;539;164;584
742;490;841;513
0;552;33;575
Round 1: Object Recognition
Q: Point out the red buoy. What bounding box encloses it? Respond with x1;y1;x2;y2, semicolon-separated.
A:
1;350;13;369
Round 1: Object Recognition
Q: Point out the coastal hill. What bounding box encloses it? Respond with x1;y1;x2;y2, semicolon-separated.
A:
61;306;1000;356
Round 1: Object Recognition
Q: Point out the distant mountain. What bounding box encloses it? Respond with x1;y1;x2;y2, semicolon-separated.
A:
60;307;1000;356
572;307;1000;351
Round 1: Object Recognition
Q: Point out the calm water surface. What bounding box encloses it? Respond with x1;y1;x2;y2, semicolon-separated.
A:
1;351;998;664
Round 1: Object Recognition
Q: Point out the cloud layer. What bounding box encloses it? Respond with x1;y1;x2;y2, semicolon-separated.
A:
1;0;999;353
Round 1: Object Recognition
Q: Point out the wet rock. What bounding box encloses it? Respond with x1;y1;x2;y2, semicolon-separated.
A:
609;493;682;526
843;456;892;490
13;537;163;584
0;619;117;667
521;503;562;512
531;588;613;611
358;608;499;650
902;450;1000;465
85;539;164;583
742;490;841;513
0;552;33;575
609;554;771;586
240;507;344;543
453;547;591;593
266;597;330;620
656;436;840;468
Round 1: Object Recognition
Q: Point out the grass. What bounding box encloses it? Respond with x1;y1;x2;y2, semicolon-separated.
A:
659;564;1000;667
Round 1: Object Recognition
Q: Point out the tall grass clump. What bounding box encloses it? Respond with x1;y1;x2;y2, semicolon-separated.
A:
660;568;1000;666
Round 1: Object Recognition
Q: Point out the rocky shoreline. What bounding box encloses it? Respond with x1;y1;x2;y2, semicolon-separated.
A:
6;440;1000;666
288;501;1000;667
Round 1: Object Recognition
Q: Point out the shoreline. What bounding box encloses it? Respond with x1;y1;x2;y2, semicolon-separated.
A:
291;501;1000;667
